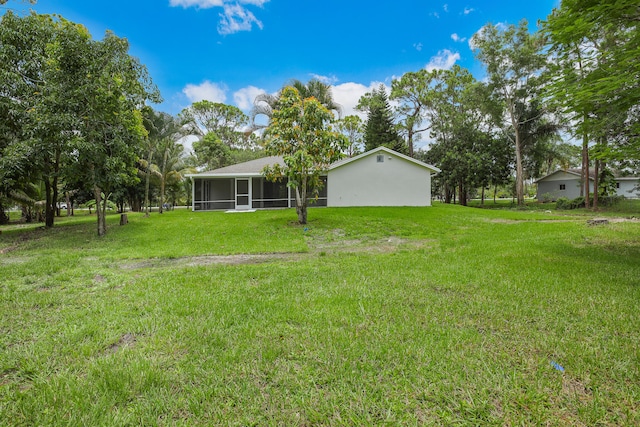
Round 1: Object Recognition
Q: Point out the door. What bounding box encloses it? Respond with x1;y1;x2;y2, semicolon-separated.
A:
235;178;250;210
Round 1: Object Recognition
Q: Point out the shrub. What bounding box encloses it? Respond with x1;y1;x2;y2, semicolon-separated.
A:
556;197;570;210
541;192;554;203
599;195;625;207
570;196;585;209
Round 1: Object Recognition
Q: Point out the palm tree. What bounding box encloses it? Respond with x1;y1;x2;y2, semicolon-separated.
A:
250;78;342;131
141;107;183;216
152;139;185;214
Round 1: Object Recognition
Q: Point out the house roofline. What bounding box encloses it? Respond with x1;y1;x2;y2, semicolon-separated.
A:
535;169;591;183
329;146;441;174
185;172;264;178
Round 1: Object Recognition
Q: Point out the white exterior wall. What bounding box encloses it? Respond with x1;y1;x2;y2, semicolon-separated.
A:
536;171;593;201
327;152;432;207
617;179;640;198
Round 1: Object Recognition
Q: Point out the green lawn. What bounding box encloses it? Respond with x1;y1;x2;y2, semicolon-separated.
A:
1;204;639;425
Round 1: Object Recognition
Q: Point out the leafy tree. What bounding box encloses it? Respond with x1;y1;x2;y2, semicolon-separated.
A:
65;31;160;236
0;12;158;234
0;0;36;5
263;86;348;224
543;0;640;207
390;70;437;157
357;85;406;154
544;0;640;147
179;100;248;148
0;12;86;227
471;20;547;205
423;67;494;205
335;115;364;157
192;133;231;171
514;100;562;180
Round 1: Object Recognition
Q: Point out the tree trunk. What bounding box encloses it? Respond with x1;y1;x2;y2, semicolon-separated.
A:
294;186;307;224
159;178;165;214
407;129;414;158
493;185;497;204
144;148;153;217
44;178;54;228
593;158;599;210
94;186;106;237
481;186;485;205
583;134;590;209
514;130;525;206
65;191;72;216
0;200;9;225
458;182;467;206
444;183;452;204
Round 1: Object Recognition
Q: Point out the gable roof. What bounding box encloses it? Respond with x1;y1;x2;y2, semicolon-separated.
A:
536;168;639;183
535;169;591;183
329;146;441;174
185;156;285;178
186;147;441;178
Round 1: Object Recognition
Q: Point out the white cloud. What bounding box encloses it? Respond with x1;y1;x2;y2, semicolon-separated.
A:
169;0;224;7
182;80;228;103
169;0;268;35
425;49;460;71
169;0;268;8
331;81;389;119
233;85;266;111
413;42;423;52
429;12;440;18
310;74;339;85
218;4;263;35
451;33;467;43
443;4;448;12
463;7;475;15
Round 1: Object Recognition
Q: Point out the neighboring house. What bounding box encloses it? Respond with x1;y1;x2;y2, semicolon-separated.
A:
186;146;441;211
536;169;640;201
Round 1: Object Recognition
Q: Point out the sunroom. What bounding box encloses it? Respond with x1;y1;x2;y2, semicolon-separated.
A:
187;156;327;211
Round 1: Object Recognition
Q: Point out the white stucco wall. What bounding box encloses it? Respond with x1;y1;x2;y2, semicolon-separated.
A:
536;172;593;201
617;179;640;198
327;151;433;207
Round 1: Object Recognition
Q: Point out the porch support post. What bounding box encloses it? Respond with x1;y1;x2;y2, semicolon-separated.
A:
191;177;195;211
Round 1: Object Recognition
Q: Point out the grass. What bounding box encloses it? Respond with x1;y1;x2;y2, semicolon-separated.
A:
1;204;639;425
468;197;640;216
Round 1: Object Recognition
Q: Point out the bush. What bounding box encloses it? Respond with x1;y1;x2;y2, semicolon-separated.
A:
599;195;625;207
555;196;585;210
541;192;554;203
570;196;585;209
556;197;570;210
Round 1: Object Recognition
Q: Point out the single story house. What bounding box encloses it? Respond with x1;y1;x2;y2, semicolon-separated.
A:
186;146;441;211
535;169;639;201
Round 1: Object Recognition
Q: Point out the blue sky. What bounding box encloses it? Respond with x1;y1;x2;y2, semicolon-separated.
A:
4;0;559;124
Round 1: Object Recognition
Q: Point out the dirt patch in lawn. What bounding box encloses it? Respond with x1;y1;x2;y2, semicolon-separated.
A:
117;236;434;270
106;333;138;354
119;252;303;270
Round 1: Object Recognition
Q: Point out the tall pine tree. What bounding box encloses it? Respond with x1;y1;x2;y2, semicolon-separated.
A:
357;85;407;154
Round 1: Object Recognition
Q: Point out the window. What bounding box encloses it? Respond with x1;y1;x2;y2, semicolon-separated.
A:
559;184;566;190
376;154;384;163
616;182;620;189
